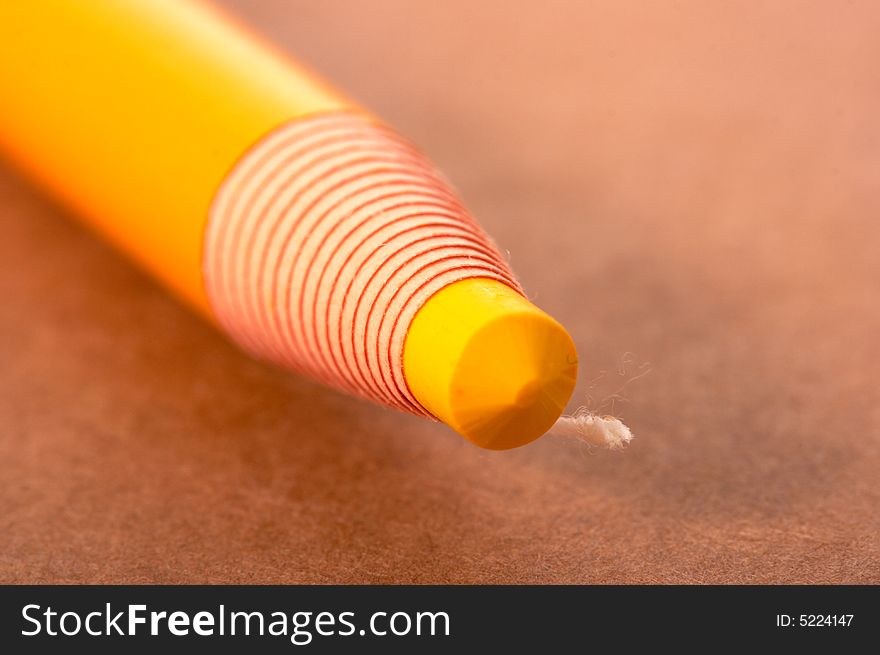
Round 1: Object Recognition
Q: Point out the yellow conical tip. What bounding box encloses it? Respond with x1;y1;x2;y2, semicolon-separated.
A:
403;278;578;449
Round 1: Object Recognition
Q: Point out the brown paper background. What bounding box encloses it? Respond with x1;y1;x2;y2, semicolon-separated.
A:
1;0;878;583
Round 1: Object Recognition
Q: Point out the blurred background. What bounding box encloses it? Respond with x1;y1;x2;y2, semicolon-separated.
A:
1;0;878;582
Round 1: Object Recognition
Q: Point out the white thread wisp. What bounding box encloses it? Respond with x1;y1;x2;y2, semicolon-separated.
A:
547;409;634;449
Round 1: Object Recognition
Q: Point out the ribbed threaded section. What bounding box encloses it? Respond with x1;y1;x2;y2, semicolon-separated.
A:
203;112;520;415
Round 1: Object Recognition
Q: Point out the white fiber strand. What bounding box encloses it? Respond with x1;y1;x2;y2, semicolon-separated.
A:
548;410;634;449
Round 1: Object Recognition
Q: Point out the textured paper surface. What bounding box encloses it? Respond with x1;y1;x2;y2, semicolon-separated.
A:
1;0;878;583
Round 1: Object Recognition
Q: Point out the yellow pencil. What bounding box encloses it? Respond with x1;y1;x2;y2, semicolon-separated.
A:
0;0;577;449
